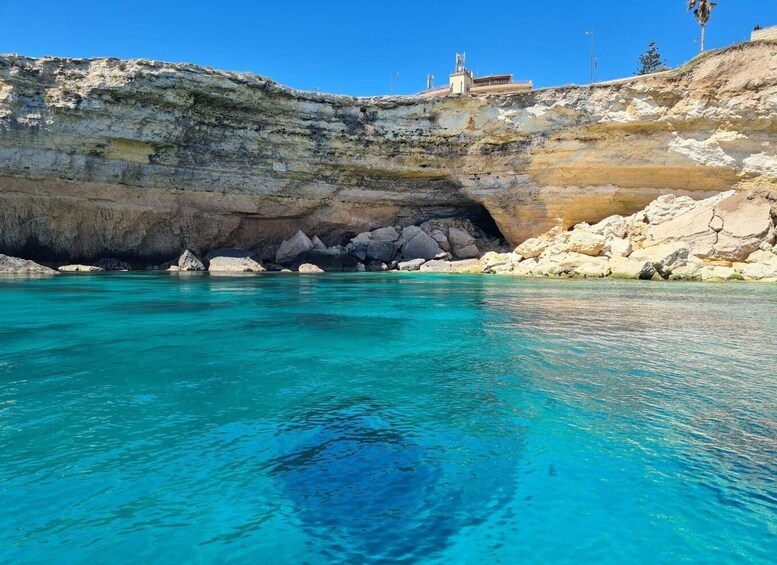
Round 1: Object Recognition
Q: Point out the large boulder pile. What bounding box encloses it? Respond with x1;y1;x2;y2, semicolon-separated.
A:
256;221;502;273
481;191;777;281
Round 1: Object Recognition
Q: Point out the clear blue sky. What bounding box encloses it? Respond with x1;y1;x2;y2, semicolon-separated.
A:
0;1;771;95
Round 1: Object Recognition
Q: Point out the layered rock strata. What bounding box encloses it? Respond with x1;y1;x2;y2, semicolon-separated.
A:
1;42;777;263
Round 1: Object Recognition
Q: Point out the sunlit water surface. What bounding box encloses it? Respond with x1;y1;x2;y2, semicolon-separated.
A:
1;273;775;563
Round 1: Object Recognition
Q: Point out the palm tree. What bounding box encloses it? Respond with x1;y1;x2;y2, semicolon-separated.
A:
688;0;717;52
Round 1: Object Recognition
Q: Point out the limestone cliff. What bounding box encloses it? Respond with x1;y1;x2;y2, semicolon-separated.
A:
1;41;776;263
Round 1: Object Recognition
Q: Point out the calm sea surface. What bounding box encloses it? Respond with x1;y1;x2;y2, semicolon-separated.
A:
1;273;775;563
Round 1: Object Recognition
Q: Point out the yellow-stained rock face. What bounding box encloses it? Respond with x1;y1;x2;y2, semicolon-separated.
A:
1;42;777;262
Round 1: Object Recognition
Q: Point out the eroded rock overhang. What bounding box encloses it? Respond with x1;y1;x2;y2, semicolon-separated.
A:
1;41;776;262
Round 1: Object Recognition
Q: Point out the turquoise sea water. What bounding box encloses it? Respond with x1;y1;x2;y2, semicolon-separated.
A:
1;273;775;563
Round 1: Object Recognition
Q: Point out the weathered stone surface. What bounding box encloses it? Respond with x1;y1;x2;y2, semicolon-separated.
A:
589;215;629;239
453;244;480;259
699;266;738;281
397;258;426;271
608;257;656;280
447;259;484;274
205;248;265;272
291;249;359;272
276;231;314;264
311;236;327;251
419;260;451;273
3;43;777;263
641;194;700;225
745;250;777;265
371;227;399;242
630;243;689;278
366;260;388;271
735;262;777;281
668;263;703;281
712;193;773;261
95;258;131;271
0;254;58;275
511;258;538;276
568;231;607;256
298;263;324;273
366;239;395;263
401;231;441;260
480;251;520;272
178;249;205;271
514;236;550;259
448;228;475;250
430;230;451;251
605;237;632;257
58;264;103;272
573;258;611;278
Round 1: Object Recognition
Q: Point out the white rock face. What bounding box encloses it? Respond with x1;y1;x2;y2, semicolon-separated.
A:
609;257;656;280
483;189;777;283
298;263;324;273
58;264;104;272
568;231;607;256
397;258;426;271
0;254;59;275
206;249;265;272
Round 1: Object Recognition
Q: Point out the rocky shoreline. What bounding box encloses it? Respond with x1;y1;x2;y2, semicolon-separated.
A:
2;191;776;282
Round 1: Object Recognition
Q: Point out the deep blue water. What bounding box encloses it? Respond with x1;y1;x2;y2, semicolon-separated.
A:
1;273;775;563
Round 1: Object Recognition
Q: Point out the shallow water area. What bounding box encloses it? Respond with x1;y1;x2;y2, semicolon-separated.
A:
1;273;775;563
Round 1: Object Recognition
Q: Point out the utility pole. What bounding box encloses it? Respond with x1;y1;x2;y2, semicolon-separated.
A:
585;30;597;83
391;71;400;95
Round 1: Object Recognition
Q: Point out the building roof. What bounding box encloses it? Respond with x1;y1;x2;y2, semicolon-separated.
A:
473;74;513;84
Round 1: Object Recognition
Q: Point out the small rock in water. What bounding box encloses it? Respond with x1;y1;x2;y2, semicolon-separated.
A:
58;264;104;272
177;249;205;271
298;263;325;273
205;248;265;272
